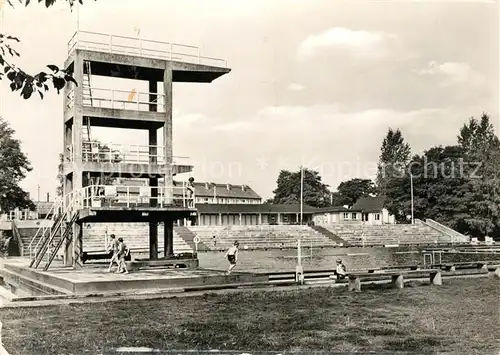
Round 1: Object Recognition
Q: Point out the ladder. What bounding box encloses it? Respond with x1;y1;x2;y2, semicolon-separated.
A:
82;60;93;107
82;60;94;161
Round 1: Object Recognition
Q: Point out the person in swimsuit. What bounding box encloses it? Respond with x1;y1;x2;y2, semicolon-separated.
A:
107;234;120;273
224;241;239;275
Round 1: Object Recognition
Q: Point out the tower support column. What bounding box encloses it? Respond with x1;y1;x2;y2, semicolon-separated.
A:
163;65;173;203
72;221;83;269
164;218;174;257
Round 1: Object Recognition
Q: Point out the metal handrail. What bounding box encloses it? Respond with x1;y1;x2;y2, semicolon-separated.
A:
81;87;166;112
29;197;62;259
65;141;192;166
67;30;227;68
79;184;195;209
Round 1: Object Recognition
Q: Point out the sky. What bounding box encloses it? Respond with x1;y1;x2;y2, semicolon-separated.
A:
0;0;498;200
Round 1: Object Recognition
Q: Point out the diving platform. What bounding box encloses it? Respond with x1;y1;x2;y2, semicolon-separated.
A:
65;31;231;83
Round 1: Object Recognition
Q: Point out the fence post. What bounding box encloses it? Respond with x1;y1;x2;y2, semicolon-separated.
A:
296;239;304;284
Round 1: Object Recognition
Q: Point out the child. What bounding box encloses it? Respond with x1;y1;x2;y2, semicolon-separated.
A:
336;259;347;280
116;237;130;274
107;234;120;273
224;241;239;275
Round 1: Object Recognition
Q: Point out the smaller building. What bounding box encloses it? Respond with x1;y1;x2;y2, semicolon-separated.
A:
115;179;263;205
312;196;395;226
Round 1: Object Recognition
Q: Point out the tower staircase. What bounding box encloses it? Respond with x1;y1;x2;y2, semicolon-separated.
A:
29;194;81;271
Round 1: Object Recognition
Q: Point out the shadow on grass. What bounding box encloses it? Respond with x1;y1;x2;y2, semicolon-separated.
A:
0;277;498;354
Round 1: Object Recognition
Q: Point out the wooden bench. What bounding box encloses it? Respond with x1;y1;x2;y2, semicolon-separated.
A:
347;269;442;292
435;261;499;271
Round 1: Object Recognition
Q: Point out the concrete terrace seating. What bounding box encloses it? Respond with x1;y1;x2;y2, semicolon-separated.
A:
82;222;193;254
187;225;340;251
319;224;449;246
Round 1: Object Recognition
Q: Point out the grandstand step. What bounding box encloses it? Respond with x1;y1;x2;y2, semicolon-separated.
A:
310;225;351;246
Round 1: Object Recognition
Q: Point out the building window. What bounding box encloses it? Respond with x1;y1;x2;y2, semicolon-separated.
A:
242;199;246;203
375;214;381;221
352;213;357;219
343;213;349;219
204;198;208;203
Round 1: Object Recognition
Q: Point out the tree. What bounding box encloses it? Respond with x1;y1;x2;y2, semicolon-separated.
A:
271;168;332;208
383;113;500;239
376;128;411;195
457;113;500;238
384;145;469;225
0;0;86;99
336;178;376;207
330;191;348;206
0;116;35;212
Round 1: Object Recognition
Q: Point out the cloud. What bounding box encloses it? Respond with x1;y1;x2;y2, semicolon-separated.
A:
297;27;397;60
211;121;252;131
174;113;207;125
417;61;485;86
287;83;305;91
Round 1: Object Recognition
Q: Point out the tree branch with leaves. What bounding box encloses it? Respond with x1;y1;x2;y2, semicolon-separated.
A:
0;0;89;99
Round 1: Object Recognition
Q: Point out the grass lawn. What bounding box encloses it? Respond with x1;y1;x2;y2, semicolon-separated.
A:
0;277;499;354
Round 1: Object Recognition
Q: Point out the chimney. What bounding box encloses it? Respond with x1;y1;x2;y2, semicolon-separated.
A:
205;182;209;189
241;185;246;192
226;183;231;190
47;193;50;202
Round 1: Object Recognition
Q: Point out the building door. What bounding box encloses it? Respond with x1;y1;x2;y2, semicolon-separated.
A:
362;213;369;222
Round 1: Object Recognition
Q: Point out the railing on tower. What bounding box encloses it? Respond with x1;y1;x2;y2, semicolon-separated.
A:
64;141;192;167
67;31;227;68
66;88;166;112
67;184;195;209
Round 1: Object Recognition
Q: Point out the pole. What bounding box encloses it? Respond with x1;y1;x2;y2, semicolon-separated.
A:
297;238;301;267
300;166;304;225
296;238;304;284
37;185;40;202
410;174;414;225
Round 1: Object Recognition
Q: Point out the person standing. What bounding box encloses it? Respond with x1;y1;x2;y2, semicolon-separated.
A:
107;234;120;273
116;237;130;274
224;241;239;275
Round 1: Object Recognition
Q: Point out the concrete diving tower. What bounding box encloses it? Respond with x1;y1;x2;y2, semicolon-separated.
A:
46;31;231;269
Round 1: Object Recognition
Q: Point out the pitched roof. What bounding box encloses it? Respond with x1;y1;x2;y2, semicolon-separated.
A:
351;196;386;212
195;203;319;214
115;179;261;200
314;206;351;213
179;182;261;200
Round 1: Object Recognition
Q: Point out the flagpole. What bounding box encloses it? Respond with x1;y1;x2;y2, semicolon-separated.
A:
300;166;304;225
410;173;414;225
